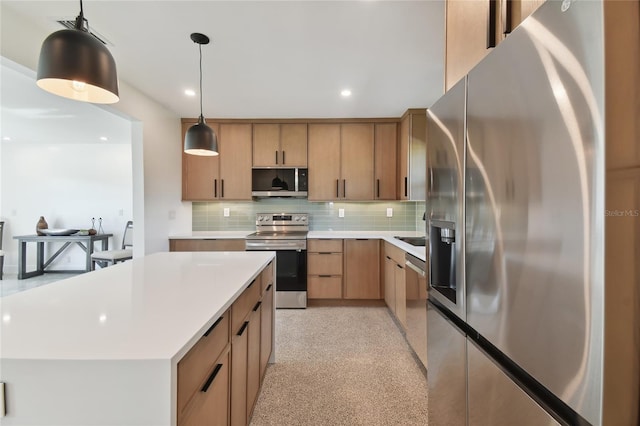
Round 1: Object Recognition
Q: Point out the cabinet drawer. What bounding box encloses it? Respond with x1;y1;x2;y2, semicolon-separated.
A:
261;261;274;294
308;239;343;253
231;276;261;334
179;346;230;426
177;310;230;418
308;253;343;275
308;276;342;299
385;241;406;266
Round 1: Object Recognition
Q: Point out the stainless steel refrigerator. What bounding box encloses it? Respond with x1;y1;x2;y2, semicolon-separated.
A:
427;0;640;425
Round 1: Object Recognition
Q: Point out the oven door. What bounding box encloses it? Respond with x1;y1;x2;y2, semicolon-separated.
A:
246;241;307;309
272;249;307;309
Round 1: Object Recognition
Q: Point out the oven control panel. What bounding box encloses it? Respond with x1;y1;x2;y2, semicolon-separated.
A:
255;213;308;226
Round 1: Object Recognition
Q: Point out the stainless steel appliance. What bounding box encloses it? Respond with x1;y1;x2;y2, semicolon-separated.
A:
427;1;640;425
245;213;308;308
251;168;308;197
404;253;427;368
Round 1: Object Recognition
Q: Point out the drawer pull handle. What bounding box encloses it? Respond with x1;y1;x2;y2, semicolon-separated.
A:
318;252;332;255
356;238;369;241
282;150;286;164
203;316;223;337
386;255;392;260
237;321;249;336
275;150;278;164
319;275;332;278
252;301;262;312
397;264;404;270
248;278;256;288
201;364;223;393
266;284;273;291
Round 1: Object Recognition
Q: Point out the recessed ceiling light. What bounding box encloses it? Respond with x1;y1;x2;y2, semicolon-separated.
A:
341;89;352;97
2;136;10;141
184;89;196;97
100;136;108;141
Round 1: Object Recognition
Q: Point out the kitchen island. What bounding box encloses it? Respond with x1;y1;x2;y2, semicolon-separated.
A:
0;251;276;425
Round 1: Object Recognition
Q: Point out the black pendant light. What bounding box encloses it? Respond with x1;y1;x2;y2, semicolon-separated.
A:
36;0;119;104
184;33;218;156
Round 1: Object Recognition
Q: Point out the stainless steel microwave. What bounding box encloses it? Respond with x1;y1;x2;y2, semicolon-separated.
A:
251;168;308;197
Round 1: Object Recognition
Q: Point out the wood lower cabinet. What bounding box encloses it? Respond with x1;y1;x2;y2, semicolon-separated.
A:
383;242;407;327
178;262;273;426
307;239;344;299
169;239;245;252
177;311;230;423
231;321;249;426
344;239;381;299
260;281;274;379
246;302;262;418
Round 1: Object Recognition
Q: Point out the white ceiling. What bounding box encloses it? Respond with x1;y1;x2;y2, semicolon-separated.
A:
2;0;445;119
1;59;132;145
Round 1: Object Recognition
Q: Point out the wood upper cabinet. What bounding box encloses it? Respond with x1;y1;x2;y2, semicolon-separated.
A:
182;120;221;201
398;110;426;201
445;0;545;91
308;123;374;201
344;239;381;299
341;123;375;200
219;123;252;200
374;123;397;200
308;124;341;200
182;121;251;201
253;123;307;167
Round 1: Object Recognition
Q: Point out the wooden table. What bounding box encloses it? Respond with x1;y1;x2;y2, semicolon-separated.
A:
13;233;113;279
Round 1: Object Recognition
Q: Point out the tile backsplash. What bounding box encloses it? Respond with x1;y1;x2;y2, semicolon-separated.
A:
193;199;426;232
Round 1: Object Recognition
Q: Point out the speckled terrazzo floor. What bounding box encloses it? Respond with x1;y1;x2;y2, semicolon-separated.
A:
250;307;429;425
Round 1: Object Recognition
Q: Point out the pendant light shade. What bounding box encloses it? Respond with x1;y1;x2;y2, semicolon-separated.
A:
36;0;119;104
185;115;219;156
184;33;218;156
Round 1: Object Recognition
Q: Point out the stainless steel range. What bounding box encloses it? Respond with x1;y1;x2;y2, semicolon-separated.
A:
245;213;308;308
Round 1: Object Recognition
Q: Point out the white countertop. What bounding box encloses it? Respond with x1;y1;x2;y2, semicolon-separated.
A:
0;251;275;361
168;230;426;261
169;231;251;239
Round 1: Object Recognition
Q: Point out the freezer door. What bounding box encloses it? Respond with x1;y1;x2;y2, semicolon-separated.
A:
467;340;559;426
427;300;466;426
426;78;466;321
465;0;604;423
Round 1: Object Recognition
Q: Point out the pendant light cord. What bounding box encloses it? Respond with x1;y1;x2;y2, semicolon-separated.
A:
75;0;87;32
199;43;204;120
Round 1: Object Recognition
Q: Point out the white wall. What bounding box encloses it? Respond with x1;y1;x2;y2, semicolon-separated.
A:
1;142;132;271
0;4;192;268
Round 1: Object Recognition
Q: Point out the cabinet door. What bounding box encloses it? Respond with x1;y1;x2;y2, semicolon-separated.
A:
344;239;380;299
374;123;397;200
308;124;341;200
231;322;248;426
182;121;221;201
246;304;262;419
398;115;410;200
394;263;407;328
253;124;280;167
384;255;396;313
180;348;230;426
445;0;493;91
280;123;308;166
260;282;274;379
219;123;252;200
341;123;374;200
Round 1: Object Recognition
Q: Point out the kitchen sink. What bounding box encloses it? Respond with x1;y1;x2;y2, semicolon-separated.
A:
394;236;426;247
